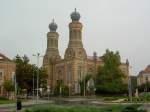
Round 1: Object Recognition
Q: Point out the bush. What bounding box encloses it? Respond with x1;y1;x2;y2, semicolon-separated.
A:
122;105;147;112
0;96;9;100
54;82;69;96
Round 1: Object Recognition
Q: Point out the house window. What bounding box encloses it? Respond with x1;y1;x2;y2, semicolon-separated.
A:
67;65;71;83
145;76;148;83
58;70;62;80
78;66;81;80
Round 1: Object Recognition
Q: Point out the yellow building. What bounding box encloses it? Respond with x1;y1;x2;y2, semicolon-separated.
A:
0;53;16;96
43;9;129;94
137;65;150;86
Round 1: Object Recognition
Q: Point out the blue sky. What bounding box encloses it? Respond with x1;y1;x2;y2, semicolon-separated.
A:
0;0;150;75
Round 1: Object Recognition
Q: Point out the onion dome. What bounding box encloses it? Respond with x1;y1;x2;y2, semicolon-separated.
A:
49;19;57;32
70;8;80;21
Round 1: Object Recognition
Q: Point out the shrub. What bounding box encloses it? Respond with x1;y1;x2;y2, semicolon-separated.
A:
0;96;9;100
122;105;147;112
54;81;69;96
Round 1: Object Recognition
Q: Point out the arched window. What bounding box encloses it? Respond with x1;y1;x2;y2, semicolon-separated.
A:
50;39;53;46
67;65;72;84
69;30;72;39
78;66;82;81
58;70;62;80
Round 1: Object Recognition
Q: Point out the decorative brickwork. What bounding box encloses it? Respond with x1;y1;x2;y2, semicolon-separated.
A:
43;10;129;95
0;53;15;96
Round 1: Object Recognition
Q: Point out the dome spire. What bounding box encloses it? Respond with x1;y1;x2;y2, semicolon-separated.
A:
70;8;80;21
49;19;57;32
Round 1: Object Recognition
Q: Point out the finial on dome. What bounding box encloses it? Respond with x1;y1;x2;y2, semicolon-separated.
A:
49;19;57;32
70;8;80;21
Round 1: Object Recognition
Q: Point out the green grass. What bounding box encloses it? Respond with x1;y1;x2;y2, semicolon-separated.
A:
0;99;28;104
24;104;145;112
0;100;16;104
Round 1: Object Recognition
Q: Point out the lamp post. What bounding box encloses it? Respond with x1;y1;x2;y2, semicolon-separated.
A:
32;68;35;102
126;59;132;102
33;53;40;103
93;52;97;96
13;72;17;111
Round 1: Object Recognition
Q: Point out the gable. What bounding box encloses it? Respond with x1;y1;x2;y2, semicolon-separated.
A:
0;53;12;62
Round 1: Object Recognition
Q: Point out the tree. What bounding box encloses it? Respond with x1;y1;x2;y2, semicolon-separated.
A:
79;74;92;95
13;55;47;95
54;80;69;96
3;80;14;98
138;82;150;92
96;49;128;95
130;76;138;94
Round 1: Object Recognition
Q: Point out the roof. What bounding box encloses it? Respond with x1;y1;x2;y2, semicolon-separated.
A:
0;53;12;62
145;65;150;72
138;65;150;77
87;56;102;61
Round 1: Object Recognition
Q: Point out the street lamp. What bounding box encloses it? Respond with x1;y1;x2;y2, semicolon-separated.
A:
33;53;42;103
126;59;132;102
12;72;17;110
32;68;35;102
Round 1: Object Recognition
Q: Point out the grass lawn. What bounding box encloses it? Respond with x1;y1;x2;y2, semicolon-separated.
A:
24;104;145;112
0;100;16;104
0;99;28;104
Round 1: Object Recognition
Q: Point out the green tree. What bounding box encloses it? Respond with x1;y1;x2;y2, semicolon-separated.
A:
79;74;92;95
96;49;128;94
14;55;47;95
54;80;69;96
130;76;138;94
3;80;14;98
138;82;150;92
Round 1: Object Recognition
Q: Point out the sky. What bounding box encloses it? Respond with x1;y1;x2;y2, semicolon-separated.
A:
0;0;150;75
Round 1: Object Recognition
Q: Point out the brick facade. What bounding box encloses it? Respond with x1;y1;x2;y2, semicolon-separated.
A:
43;10;129;94
0;53;15;96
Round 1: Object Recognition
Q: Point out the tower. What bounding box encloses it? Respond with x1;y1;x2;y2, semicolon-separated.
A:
43;20;61;88
64;9;87;94
64;9;87;60
43;20;61;65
